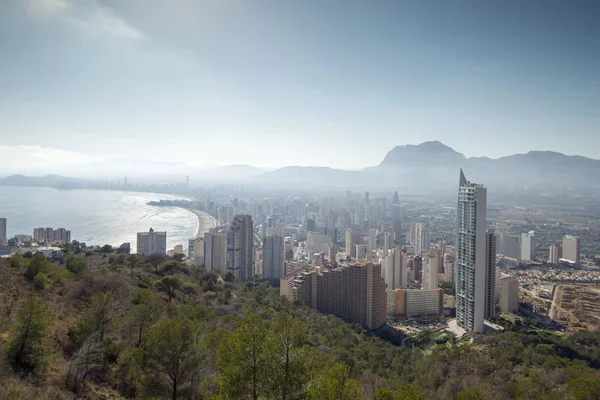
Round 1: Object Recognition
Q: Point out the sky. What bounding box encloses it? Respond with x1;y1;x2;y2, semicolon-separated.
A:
0;0;599;174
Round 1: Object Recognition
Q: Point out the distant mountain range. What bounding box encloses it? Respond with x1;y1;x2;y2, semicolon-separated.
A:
2;141;599;192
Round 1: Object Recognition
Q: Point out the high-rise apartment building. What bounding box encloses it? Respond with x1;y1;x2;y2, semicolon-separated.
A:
286;263;386;329
413;222;428;256
422;251;440;290
562;235;580;264
500;275;519;313
346;229;356;257
384;232;392;251
484;230;497;319
204;231;227;273
521;231;537;261
388;288;443;318
228;215;254;282
0;218;7;246
456;170;487;333
263;235;284;282
549;244;562;264
382;248;407;290
503;234;522;260
368;228;377;252
137;228;167;255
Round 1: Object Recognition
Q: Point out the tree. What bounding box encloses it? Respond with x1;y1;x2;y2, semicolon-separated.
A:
100;244;113;254
127;254;142;269
159;261;188;276
266;312;312;400
141;318;203;400
65;255;89;277
373;386;425;400
76;291;115;344
218;313;268;400
145;253;167;273
32;273;49;291
223;271;235;283
568;376;600;400
155;276;183;303
10;253;28;269
307;362;364;400
456;387;488;400
182;282;199;301
5;296;50;373
24;253;52;280
126;290;163;348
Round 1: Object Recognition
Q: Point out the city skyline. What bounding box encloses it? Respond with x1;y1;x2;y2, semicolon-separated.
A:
1;1;599;173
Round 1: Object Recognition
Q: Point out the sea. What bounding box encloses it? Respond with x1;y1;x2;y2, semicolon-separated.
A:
0;186;198;252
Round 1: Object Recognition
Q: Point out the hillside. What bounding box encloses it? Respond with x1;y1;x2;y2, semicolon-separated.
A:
1;251;600;399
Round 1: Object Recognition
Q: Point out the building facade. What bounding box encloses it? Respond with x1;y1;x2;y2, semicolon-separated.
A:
521;231;537;261
484;230;497;319
455;169;487;333
0;218;6;246
204;231;227;273
137;228;167;255
500;275;519;313
562;235;580;264
263;235;285;282
549;244;562;264
389;288;443;318
228;214;254;282
286;263;387;330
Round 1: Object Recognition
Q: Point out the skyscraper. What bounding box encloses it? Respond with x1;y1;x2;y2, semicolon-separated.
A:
484;229;497;319
0;218;7;246
521;231;537;261
500;275;519;313
384;232;392;251
383;247;408;290
228;214;254;282
422;251;440;290
137;228;167;255
345;229;356;257
413;222;428;255
263;235;284;282
562;235;580;264
368;228;377;252
204;231;228;273
549;244;562;264
456;169;487;333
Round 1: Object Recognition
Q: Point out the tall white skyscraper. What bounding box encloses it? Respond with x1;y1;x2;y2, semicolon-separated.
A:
383;247;407;290
0;218;7;246
413;222;428;256
422;251;440;290
228;215;254;282
456;170;487;333
549;244;562;264
204;231;228;274
562;235;580;264
521;231;537;261
368;228;377;251
384;232;392;251
346;229;356;258
137;228;167;255
263;235;284;282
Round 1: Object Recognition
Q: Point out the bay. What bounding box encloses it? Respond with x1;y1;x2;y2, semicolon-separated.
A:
0;186;198;252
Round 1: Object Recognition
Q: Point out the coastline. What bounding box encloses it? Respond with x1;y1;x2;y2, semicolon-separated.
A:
188;209;216;239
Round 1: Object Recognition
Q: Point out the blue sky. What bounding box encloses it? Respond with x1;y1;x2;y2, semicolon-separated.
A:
0;0;599;173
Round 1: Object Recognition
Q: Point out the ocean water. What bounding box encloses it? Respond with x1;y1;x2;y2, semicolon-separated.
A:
0;186;198;252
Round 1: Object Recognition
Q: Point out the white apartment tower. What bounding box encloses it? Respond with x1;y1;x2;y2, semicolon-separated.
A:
228;214;254;282
422;251;440;290
263;235;284;282
382;247;407;290
562;235;580;264
521;231;537;261
368;228;378;252
204;231;228;274
413;222;429;256
455;170;487;333
346;229;356;258
0;218;7;246
137;228;167;255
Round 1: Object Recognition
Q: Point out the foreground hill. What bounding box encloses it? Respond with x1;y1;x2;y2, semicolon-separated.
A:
1;250;600;399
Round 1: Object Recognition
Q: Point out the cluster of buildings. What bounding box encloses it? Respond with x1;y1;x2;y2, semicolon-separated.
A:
496;230;581;266
0;218;73;252
33;226;72;244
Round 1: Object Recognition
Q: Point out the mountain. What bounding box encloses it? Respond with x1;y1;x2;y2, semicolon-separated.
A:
0;174;84;187
380;140;466;166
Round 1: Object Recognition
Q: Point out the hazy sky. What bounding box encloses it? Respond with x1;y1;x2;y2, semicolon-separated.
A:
1;0;599;173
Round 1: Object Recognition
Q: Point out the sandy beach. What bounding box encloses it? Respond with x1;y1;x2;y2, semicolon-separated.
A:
188;209;216;238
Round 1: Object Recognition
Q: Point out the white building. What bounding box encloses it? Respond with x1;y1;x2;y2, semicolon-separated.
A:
549;244;562;264
422;251;440;290
383;232;392;251
502;234;522;260
137;228;167;255
413;222;428;256
345;229;356;257
455;169;487;333
0;218;6;246
500;275;519;313
368;228;377;252
228;215;254;282
263;235;284;282
382;247;407;290
521;231;537;261
562;235;580;264
484;230;497;319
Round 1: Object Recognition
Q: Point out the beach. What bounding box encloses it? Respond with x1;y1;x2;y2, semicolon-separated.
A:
188;209;217;238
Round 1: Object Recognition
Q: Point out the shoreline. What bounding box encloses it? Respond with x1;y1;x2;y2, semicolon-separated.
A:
187;209;216;239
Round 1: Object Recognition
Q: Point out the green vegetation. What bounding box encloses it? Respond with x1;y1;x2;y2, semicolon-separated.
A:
1;251;600;399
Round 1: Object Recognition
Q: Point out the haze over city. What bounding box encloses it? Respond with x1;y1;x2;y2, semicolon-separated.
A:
1;0;600;176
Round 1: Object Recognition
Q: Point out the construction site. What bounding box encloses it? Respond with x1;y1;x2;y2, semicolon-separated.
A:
550;284;600;331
